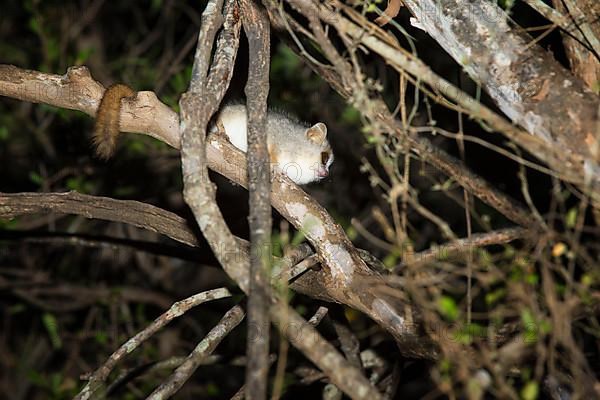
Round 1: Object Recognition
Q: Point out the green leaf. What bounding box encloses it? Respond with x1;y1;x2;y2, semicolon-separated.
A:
521;381;539;400
126;138;147;155
29;171;43;186
565;207;577;228
66;177;94;194
438;295;459;321
520;309;535;328
503;245;515;258
8;303;26;314
520;310;538;344
206;382;220;396
581;273;594;286
0;126;9;141
439;358;451;373
453;323;486;344
28;17;40;34
477;249;493;267
366;134;378;144
525;273;539;286
485;288;506;305
341;106;360;124
539;320;552;334
42;312;62;349
151;0;163;11
0;218;19;230
94;331;108;345
75;47;94;64
346;226;358;241
290;230;306;247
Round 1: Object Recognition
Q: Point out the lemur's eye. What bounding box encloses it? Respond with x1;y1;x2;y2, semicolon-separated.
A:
321;152;329;165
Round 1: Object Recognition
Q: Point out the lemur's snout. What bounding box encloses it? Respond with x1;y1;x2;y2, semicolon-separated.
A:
317;168;329;178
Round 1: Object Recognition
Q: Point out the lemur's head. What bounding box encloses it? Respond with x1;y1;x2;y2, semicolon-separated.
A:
275;122;334;185
306;122;334;180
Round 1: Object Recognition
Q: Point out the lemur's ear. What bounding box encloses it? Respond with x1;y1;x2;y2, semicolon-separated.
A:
306;122;327;144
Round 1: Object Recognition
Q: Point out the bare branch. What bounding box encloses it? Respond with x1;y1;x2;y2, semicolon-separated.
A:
179;1;385;398
75;288;232;400
397;0;600;186
0;64;180;148
394;227;530;271
147;305;245;400
0;191;201;248
265;2;537;230
180;0;248;290
0;47;432;362
239;1;272;397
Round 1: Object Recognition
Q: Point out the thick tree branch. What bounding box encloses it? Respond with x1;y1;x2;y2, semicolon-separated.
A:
0;60;436;357
0;46;443;366
239;1;272;398
0;64;179;148
180;1;384;398
397;0;600;187
551;0;600;92
266;2;536;230
0;191;200;248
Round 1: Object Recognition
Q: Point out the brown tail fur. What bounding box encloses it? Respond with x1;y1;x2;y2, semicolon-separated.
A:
93;83;135;159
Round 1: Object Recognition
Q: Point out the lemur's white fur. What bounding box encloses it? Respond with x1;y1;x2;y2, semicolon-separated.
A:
215;105;334;185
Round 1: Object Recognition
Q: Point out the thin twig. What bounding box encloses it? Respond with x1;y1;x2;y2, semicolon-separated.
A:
74;288;232;400
393;227;529;271
147;305;246;399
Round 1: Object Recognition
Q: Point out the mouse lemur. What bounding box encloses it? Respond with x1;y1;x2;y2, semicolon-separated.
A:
93;85;334;185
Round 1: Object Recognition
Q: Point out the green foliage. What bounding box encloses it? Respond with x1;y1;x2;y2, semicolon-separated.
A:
452;323;486;345
94;331;109;345
0;126;9;141
205;382;220;396
485;287;506;306
75;47;94;65
66;177;94;194
1;2;598;399
29;171;44;186
521;381;539;400
271;45;302;81
290;230;306;247
42;312;62;349
0;218;19;230
8;303;27;314
28;371;78;400
437;295;459;322
382;247;402;268
125;137;149;156
498;0;515;12
340;106;361;125
565;207;578;229
167;66;192;108
520;310;550;344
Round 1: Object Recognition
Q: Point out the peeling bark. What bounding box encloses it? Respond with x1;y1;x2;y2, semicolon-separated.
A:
401;0;600;186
